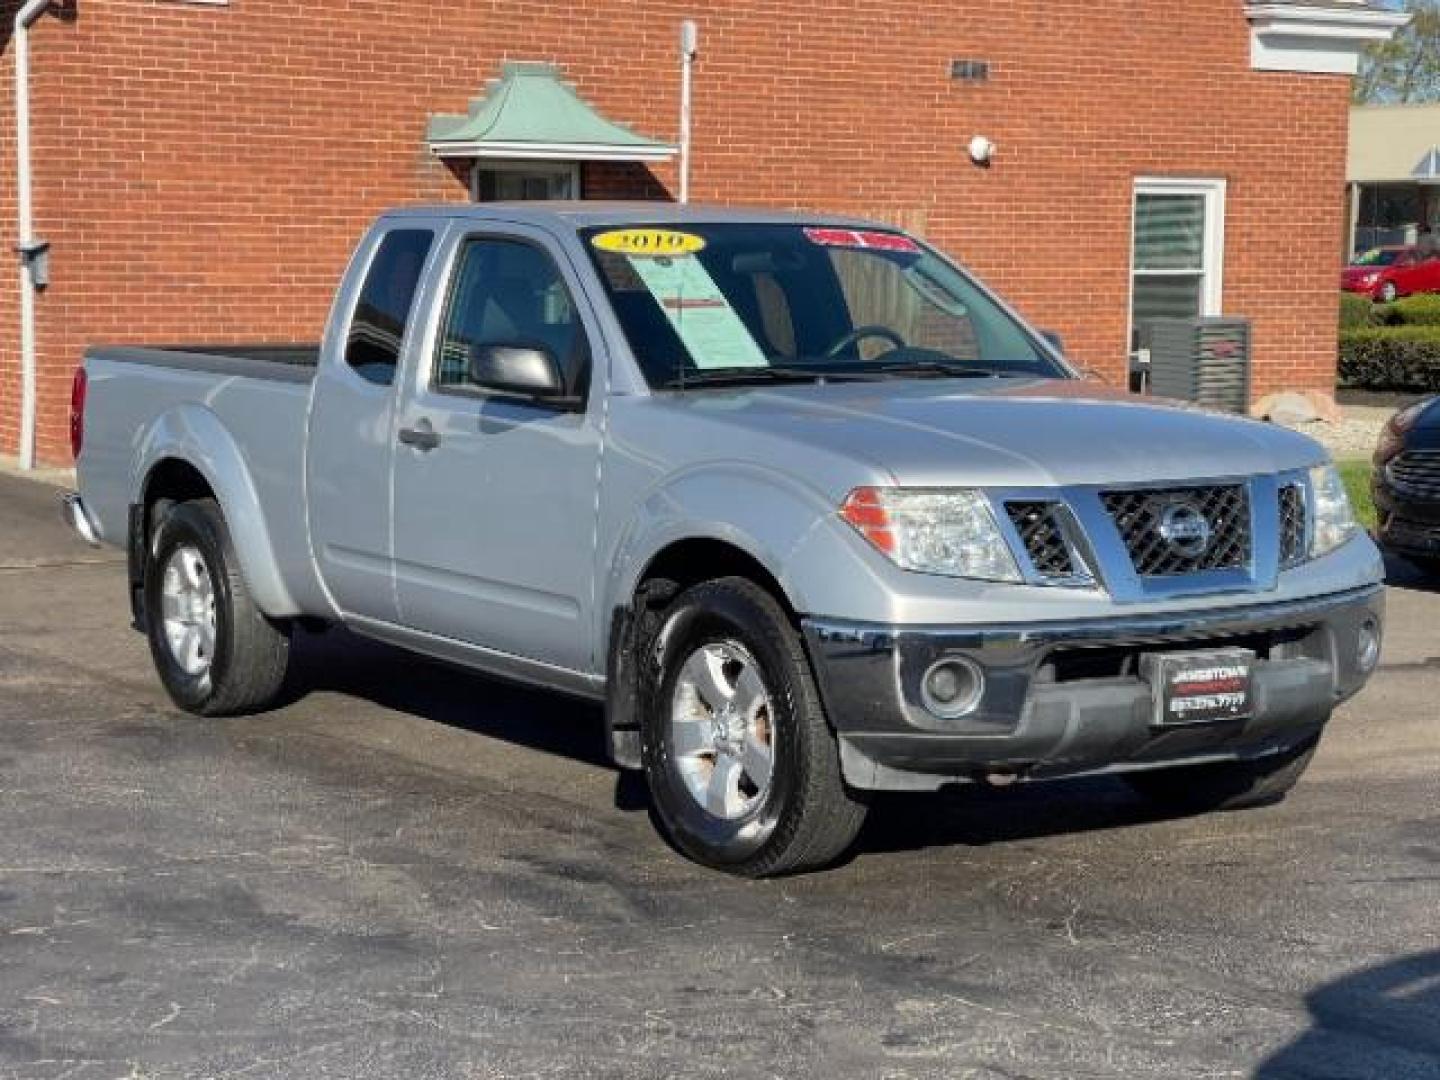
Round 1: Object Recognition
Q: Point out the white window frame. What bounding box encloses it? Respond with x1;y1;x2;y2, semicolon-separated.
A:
1128;176;1227;358
469;159;581;202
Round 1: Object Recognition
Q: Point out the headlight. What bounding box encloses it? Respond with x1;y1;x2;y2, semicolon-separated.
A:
1374;398;1430;464
840;487;1022;582
1309;464;1360;558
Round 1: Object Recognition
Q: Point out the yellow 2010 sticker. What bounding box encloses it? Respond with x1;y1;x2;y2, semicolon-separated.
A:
591;228;707;257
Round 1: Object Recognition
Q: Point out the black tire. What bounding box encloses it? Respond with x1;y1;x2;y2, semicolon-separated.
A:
144;498;290;716
640;577;867;877
1123;733;1321;814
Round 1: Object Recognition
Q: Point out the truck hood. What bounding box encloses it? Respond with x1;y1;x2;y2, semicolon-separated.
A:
650;377;1330;489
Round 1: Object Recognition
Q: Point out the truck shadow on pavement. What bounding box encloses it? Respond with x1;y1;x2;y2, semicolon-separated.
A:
277;625;614;770
1253;949;1440;1078
852;779;1173;855
276;624;1178;849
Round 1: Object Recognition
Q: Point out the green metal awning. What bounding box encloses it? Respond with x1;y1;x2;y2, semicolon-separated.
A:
427;62;677;163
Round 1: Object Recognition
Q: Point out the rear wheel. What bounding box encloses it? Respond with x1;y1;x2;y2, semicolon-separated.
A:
1123;734;1321;814
144;498;290;716
641;577;867;877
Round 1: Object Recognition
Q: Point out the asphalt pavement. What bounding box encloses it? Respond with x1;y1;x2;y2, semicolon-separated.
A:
1;471;1438;1079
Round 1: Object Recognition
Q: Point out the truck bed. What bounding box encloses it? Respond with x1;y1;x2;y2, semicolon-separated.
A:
92;344;320;382
78;344;323;614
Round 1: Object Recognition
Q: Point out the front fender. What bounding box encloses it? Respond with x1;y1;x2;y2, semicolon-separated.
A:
132;403;299;617
599;463;898;769
602;461;897;633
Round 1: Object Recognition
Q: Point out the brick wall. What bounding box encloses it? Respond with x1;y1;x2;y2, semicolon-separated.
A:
0;0;1351;465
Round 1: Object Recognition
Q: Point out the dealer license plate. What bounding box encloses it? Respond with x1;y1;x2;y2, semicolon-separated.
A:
1140;649;1255;728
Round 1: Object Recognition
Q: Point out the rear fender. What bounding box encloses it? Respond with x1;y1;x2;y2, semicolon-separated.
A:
132;403;299;617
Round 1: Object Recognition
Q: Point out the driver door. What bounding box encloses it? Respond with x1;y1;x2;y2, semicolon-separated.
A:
389;224;602;675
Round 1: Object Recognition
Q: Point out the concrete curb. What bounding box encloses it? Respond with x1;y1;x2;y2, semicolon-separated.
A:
0;454;75;489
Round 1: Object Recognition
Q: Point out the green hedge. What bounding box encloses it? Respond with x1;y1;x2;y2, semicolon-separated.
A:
1383;293;1440;326
1339;325;1440;389
1340;291;1377;329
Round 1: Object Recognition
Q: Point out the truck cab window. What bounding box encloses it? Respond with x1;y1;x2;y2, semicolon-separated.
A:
435;238;587;395
345;229;435;386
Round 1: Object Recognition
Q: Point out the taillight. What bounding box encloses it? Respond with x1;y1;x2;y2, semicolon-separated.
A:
69;367;87;461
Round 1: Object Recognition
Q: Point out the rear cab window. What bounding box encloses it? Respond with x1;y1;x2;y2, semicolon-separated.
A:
345;229;435;386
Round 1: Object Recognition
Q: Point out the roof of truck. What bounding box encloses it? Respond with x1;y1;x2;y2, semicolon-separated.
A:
380;201;890;231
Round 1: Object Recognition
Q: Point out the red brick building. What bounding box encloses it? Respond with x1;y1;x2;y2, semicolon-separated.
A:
0;0;1409;467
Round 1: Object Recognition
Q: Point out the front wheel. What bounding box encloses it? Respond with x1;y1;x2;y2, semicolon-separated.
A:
641;578;867;877
144;498;290;716
1379;281;1400;304
1123;733;1321;815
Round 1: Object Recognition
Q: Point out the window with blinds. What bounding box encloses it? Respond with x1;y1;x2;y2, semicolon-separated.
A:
1130;180;1225;353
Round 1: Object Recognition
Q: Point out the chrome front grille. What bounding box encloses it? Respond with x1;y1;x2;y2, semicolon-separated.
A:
1005;502;1078;578
1100;484;1251;577
1278;483;1308;568
1387;451;1440;499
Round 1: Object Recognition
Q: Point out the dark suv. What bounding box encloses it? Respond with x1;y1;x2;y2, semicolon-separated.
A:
1374;395;1440;570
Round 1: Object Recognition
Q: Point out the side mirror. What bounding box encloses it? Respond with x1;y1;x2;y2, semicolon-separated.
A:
1040;329;1066;355
468;343;567;400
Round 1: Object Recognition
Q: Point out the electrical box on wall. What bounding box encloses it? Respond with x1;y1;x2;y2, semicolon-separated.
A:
17;240;49;290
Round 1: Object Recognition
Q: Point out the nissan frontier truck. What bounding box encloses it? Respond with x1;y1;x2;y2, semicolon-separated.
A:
64;204;1385;876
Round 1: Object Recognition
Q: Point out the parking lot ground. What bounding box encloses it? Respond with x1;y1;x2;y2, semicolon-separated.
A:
1;471;1438;1079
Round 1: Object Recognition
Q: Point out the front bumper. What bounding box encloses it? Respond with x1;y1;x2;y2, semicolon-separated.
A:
1374;476;1440;560
803;584;1385;792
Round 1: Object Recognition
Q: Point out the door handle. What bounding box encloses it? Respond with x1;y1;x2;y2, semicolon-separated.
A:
398;420;441;452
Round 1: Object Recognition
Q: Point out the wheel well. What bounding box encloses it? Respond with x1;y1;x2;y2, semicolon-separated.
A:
140;458;217;557
143;458;214;523
635;538;795;619
125;459;217;633
605;538;798;771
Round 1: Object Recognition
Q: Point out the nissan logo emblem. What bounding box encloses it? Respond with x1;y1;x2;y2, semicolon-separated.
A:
1157;501;1212;558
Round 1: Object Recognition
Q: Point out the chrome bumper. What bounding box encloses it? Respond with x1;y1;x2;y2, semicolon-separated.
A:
802;585;1385;792
61;491;102;547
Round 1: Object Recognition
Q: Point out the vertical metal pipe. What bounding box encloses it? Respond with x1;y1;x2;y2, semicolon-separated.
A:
1346;183;1361;262
679;20;698;204
13;0;52;470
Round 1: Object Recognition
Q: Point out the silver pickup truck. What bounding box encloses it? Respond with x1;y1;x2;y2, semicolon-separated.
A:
66;204;1385;876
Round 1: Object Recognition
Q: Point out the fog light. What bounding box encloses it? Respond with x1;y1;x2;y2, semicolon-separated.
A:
921;657;984;719
1357;618;1382;675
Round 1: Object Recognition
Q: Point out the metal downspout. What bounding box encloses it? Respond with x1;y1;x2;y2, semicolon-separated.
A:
678;20;697;204
13;0;53;470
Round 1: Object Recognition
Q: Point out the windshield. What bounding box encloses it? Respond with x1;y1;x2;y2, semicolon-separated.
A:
581;223;1068;389
1352;248;1401;267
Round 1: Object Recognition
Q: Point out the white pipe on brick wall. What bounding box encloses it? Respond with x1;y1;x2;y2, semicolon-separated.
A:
13;0;52;470
678;20;697;204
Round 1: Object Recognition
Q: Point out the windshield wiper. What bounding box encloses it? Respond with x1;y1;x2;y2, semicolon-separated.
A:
867;359;1017;379
661;365;878;389
659;360;1023;390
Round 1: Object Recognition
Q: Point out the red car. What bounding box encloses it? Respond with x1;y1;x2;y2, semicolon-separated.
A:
1342;245;1440;303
